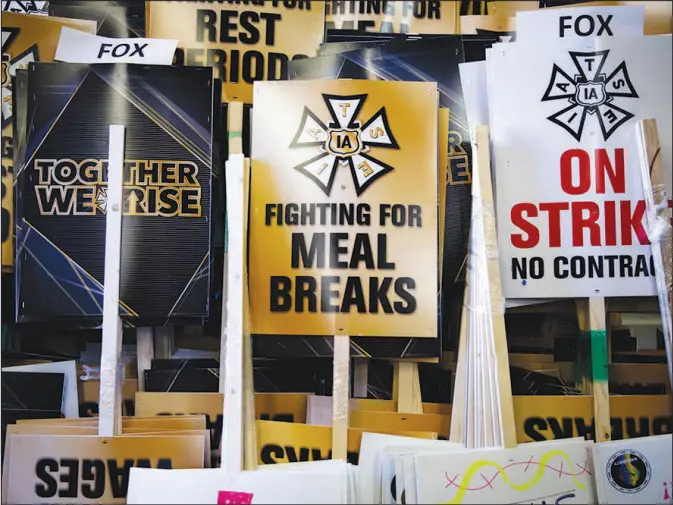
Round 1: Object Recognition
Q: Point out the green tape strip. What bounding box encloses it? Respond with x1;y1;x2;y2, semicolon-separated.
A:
228;131;242;139
590;329;609;382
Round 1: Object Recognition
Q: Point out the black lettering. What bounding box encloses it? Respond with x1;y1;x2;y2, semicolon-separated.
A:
341;276;366;313
321;275;340;312
97;43;113;58
81;460;105;499
270;276;292;312
292;232;325;268
369;277;393;314
59;459;79;498
239;11;261;44
35;459;58;498
260;444;284;464
393;278;416;314
377;234;395;269
524;417;548;441
196;9;217;42
295;276;317;312
108;459;134;499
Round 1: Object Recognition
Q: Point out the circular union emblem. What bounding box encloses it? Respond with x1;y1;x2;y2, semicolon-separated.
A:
606;449;651;493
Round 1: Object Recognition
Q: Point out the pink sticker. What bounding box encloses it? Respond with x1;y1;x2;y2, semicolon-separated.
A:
217;491;254;505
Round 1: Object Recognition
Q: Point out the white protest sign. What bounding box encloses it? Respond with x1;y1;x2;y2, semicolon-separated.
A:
592;434;672;504
488;35;672;299
358;432;463;505
413;439;596;504
127;465;350;504
55;27;178;65
516;5;645;41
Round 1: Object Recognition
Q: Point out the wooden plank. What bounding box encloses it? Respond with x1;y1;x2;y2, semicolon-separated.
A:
396;362;423;414
331;335;350;460
98;125;126;438
576;297;611;442
353;359;369;399
136;327;153;392
635;118;673;390
221;153;246;472
474;125;517;448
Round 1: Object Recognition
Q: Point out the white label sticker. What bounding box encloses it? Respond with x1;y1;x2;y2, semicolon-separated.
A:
55;27;178;66
516;5;645;41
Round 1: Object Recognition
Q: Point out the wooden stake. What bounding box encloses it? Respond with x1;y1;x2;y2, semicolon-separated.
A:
136;327;153;392
395;362;423;414
221;153;246;472
576;297;611;442
636;118;673;391
353;359;369;398
331;335;350;460
449;269;469;445
98;125;125;438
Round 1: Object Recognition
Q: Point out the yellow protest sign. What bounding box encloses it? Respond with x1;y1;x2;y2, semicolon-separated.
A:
5;434;205;504
147;0;324;103
250;79;439;337
79;378;138;417
17;415;207;431
350;410;451;438
513;395;672;442
324;0;459;34
256;419;436;465
1;12;96;271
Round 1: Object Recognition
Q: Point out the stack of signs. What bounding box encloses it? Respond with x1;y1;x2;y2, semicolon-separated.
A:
248;78;439;340
127;460;357;504
1;12;96;274
591;434;672;504
3;415;209;504
356;432;598;504
146;0;325;103
482;5;672;301
323;0;460;34
252;30;505;360
48;0;147;38
13;62;221;324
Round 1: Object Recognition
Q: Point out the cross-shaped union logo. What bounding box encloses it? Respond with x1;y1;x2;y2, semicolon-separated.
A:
541;50;638;141
289;94;399;196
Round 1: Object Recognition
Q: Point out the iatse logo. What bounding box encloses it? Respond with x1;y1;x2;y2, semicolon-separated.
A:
542;50;638;141
290;94;399;196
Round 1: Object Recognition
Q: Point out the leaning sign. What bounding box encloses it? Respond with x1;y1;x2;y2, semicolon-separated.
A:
146;0;324;103
488;16;672;298
249;79;439;337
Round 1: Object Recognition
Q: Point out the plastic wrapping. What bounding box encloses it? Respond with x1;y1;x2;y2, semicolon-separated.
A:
635;119;673;391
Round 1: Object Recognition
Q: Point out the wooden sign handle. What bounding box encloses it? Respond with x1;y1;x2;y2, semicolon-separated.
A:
98;125;126;438
332;335;350;460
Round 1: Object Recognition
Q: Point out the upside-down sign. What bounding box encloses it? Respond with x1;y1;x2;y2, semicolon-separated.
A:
488;34;671;298
249;79;439;337
147;0;324;103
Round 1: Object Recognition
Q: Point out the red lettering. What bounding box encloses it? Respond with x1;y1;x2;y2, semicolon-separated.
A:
539;202;569;247
560;149;591;195
604;200;617;246
511;203;539;248
571;201;601;246
595;148;626;194
560;148;626;195
620;200;648;245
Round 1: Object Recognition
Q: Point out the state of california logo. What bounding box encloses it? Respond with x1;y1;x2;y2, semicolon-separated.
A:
289;94;399;196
